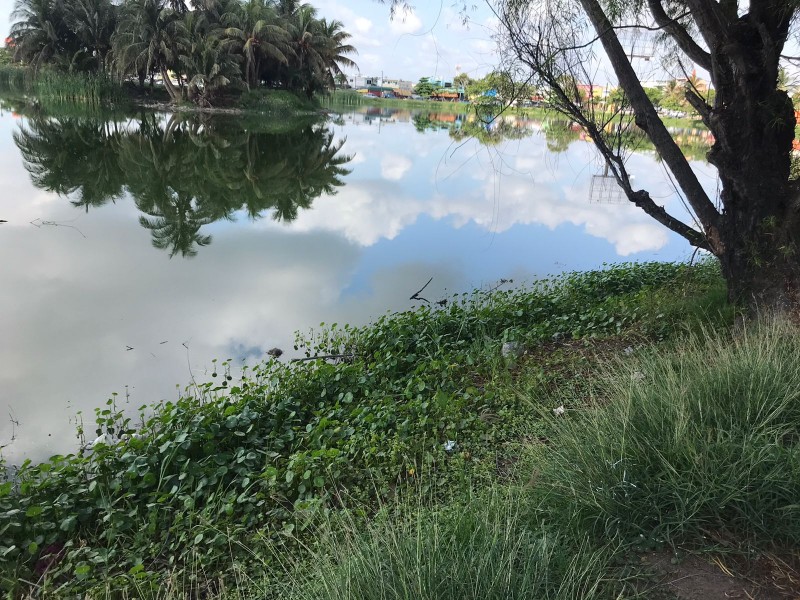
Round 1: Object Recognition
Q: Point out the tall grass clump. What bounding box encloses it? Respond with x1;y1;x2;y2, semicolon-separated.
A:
284;488;617;600
0;68;126;108
323;90;366;106
33;70;126;107
540;318;800;547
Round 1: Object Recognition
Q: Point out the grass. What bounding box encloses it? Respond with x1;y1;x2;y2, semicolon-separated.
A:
279;489;617;600
0;66;127;109
34;70;126;107
541;318;800;547
284;318;800;600
6;258;793;598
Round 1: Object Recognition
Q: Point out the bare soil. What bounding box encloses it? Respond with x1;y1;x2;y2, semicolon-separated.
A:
635;550;800;599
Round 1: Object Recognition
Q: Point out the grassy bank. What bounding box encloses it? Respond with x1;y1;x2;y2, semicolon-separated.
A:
0;264;729;596
286;319;800;600
0;67;317;116
323;90;710;132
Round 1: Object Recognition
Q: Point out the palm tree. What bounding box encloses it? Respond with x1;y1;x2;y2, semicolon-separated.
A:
275;0;304;19
180;11;240;105
316;18;357;91
282;3;327;96
221;0;290;89
9;0;70;69
112;0;184;99
64;0;116;71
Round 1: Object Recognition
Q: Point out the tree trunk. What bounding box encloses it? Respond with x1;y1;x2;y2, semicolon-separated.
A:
705;15;800;312
160;66;183;103
577;0;800;313
719;232;800;312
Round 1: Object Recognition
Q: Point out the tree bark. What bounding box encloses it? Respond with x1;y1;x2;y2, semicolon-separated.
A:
160;66;183;103
701;4;800;310
719;236;800;312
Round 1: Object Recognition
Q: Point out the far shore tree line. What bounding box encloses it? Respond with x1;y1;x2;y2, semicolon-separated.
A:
7;0;358;105
418;68;797;119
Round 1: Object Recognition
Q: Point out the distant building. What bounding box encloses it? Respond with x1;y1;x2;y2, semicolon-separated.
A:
640;79;671;90
423;76;466;99
347;74;381;89
383;78;415;93
425;76;454;89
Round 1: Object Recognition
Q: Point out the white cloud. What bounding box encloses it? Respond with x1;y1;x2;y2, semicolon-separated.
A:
380;154;413;180
390;9;423;35
356;52;382;72
252;143;672;256
354;17;373;33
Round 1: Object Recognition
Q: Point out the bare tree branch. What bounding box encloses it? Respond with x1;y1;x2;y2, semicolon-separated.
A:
577;0;722;244
646;0;711;70
495;1;711;249
682;0;731;49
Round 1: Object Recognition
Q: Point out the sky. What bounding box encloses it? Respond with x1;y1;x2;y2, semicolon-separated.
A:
291;0;500;81
0;0;502;82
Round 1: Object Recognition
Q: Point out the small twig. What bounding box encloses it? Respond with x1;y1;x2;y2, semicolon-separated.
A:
182;339;200;398
8;410;20;443
410;276;434;303
290;353;356;363
30;218;87;238
485;278;514;294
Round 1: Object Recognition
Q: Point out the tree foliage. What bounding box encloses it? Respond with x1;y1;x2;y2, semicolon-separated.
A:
414;77;437;98
8;0;359;104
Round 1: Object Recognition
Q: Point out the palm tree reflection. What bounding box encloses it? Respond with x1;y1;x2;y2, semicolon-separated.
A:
14;112;352;257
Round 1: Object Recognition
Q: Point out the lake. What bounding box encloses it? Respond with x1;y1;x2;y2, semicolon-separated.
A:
0;102;716;463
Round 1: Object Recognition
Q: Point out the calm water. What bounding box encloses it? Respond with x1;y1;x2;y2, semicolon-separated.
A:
0;103;717;462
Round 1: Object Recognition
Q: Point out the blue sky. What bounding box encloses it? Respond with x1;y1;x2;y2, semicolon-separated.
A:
0;0;501;82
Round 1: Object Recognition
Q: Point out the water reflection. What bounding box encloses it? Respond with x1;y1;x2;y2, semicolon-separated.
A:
0;102;718;463
14;114;352;257
342;105;712;159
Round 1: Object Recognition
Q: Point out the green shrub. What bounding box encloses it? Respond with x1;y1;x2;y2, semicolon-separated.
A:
238;89;317;113
539;318;800;547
